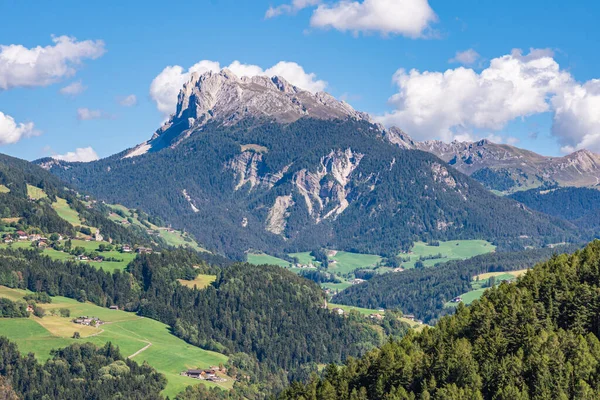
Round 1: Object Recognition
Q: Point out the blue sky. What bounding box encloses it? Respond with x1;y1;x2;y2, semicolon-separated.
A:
0;0;599;161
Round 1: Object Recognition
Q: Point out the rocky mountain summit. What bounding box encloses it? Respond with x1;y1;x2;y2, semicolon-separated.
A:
124;69;370;158
384;128;600;191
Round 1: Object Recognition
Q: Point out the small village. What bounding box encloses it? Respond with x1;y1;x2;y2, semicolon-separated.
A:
181;366;228;383
73;316;103;327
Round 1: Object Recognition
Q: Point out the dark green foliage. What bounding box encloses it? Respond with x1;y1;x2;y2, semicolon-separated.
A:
0;298;27;317
43;119;580;259
23;291;52;303
510;186;600;232
280;240;600;399
471;167;521;191
300;269;340;283
0;339;166;399
334;244;581;323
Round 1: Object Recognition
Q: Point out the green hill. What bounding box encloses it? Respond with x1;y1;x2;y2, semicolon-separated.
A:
0;286;230;397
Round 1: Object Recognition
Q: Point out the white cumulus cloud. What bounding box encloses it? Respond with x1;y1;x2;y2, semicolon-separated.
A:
150;60;327;116
118;94;137;107
310;0;436;37
0;35;105;90
377;48;572;142
449;49;480;66
52;146;99;162
551;79;600;153
267;0;437;37
378;48;600;152
0;112;40;145
59;80;86;96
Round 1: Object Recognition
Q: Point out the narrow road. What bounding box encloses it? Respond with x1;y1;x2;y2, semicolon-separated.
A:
128;341;152;359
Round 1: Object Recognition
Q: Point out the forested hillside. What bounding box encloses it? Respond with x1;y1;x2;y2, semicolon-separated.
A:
0;246;403;397
41;118;581;258
0;153;155;246
333;245;580;323
0;339;166;399
280;240;600;399
510;187;600;231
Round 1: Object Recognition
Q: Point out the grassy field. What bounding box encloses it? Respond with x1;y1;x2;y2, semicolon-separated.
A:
0;239;136;273
107;203;206;252
328;303;425;331
26;184;46;200
178;274;217;290
445;269;529;308
0;184;10;193
0;286;230;397
247;253;291;267
289;251;319;266
69;239;137;272
401;240;495;269
51;197;83;226
250;240;494;297
328;251;382;275
473;269;528;281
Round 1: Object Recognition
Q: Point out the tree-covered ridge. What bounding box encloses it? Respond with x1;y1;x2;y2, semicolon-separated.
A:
0;339;166;400
0;152;155;246
333;245;580;324
509;186;600;230
42;118;582;258
280;240;600;399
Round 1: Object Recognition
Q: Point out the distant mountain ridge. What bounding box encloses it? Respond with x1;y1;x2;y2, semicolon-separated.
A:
385;128;600;192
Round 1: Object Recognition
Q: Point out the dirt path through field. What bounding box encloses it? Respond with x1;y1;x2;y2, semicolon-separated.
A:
128;340;152;359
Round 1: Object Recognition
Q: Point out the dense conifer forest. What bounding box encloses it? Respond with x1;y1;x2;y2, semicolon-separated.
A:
0;339;166;399
279;240;600;399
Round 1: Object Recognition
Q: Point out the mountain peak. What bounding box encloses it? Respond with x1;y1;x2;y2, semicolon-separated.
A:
125;69;370;158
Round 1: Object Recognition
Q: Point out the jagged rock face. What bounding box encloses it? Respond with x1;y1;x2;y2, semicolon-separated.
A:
291;148;364;223
233;148;365;236
266;195;294;235
384;130;600;191
125;69;370;158
226;148;290;191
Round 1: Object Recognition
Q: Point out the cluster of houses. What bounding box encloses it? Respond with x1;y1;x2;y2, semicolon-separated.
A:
121;245;153;254
351;278;365;285
182;366;228;382
294;263;317;269
73;316;103;326
3;232;68;248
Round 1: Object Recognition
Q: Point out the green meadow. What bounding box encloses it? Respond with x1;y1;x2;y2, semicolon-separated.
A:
327;303;425;331
0;239;136;273
401;240;495;269
249;240;495;294
445;269;529;308
0;286;230;397
178;274;217;290
26;184;47;200
247;253;291;267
